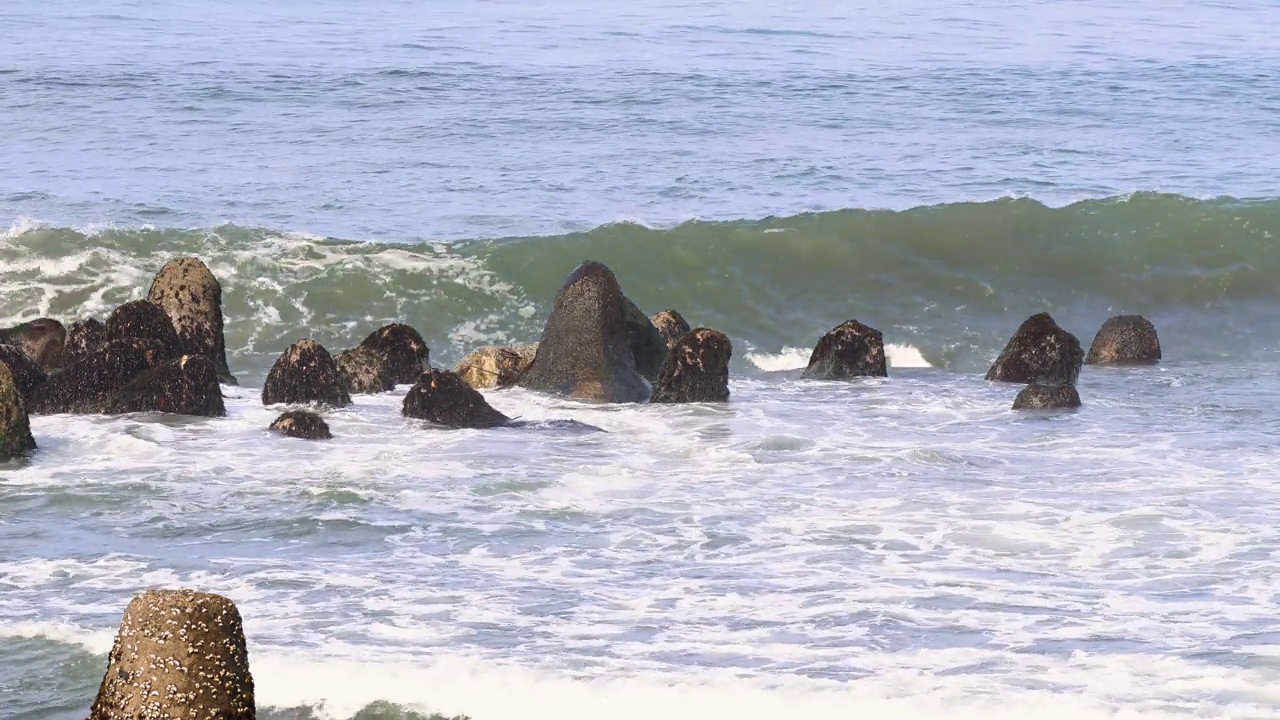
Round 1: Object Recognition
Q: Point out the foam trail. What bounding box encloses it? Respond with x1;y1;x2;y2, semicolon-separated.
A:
744;344;932;371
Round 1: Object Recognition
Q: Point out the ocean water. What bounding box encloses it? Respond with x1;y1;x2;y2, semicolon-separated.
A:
3;0;1280;718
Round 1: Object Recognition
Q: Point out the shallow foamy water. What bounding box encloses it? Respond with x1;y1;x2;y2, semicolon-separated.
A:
3;364;1279;719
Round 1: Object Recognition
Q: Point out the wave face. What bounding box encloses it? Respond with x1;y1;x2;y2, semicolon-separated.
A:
2;193;1277;379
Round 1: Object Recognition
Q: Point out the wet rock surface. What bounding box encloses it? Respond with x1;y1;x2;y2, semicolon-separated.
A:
336;346;395;395
147;256;238;384
403;369;511;428
0;361;36;459
102;355;227;417
269;410;332;440
802;320;888;380
358;324;430;385
986;313;1083;385
1086;315;1162;365
262;340;352;407
651;328;732;403
1013;383;1082;410
455;344;538;389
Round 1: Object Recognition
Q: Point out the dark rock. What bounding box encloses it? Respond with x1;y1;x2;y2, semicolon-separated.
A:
269;410;332;440
147;257;238;384
65;318;108;365
651;328;732;403
1085;315;1162;365
0;318;66;371
624;297;667;381
0;362;36;459
1013;383;1082;410
358;324;429;385
802;320;888;380
985;313;1083;385
27;338;168;415
88;589;254;720
518;261;650;403
650;309;692;350
454;344;538;389
0;345;47;399
262;339;351;407
403;369;510;428
106;300;182;361
102;355;226;417
336;347;395;395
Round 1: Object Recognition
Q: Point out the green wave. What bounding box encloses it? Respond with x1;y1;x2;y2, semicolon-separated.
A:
2;193;1276;379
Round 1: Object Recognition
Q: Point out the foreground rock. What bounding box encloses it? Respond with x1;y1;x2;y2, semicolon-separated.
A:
985;313;1083;385
270;410;332;440
1013;383;1082;410
802;320;888;380
403;369;510;428
358;324;430;385
27;338;168;415
147;256;238;384
0;345;48;399
0;318;66;371
1085;315;1162;365
65;318;108;365
88;589;254;720
650;309;691;349
519;261;650;403
106;300;182;361
454;344;537;389
262;340;351;407
102;355;226;417
651;328;732;403
624;298;667;381
0;362;36;459
336;347;395;394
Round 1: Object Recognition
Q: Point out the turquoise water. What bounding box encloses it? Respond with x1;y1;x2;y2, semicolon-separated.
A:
3;2;1280;719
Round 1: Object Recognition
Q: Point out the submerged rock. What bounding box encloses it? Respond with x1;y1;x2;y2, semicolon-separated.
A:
403;369;510;428
1085;315;1162;365
269;410;332;440
336;346;395;395
0;318;66;371
454;344;537;389
147;256;238;384
106;300;182;361
102;355;226;417
650;309;692;350
651;328;732;403
518;261;650;403
358;324;430;385
65;318;108;365
27;338;168;415
985;313;1083;385
0;362;36;459
262;339;351;407
802;320;888;380
88;589;254;720
1013;383;1082;410
624;298;667;381
0;345;48;399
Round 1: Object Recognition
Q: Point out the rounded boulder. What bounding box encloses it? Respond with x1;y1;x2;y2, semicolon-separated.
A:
650;328;732;403
88;589;254;720
270;410;332;440
802;320;888;380
985;313;1083;385
358;324;430;385
147;257;238;384
403;369;511;428
262;339;351;407
106;300;182;361
102;355;227;417
336;346;395;395
0;318;66;371
454;344;538;389
1085;315;1161;365
1013;383;1082;410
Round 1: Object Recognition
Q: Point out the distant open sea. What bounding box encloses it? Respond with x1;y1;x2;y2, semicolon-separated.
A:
3;1;1280;718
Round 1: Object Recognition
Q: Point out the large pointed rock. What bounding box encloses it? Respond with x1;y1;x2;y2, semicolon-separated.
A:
106;300;182;361
0;345;47;399
403;369;510;428
262;339;351;407
0;362;36;459
89;590;254;720
358;324;430;385
651;328;732;403
147;257;238;384
0;318;66;371
802;320;888;380
1085;315;1161;365
103;355;226;417
518;261;650;403
985;313;1083;385
454;344;537;390
26;338;168;415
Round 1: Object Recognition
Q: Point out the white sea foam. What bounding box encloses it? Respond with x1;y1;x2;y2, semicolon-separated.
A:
745;343;932;371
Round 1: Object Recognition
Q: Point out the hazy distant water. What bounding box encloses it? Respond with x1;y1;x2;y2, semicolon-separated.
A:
4;2;1280;720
